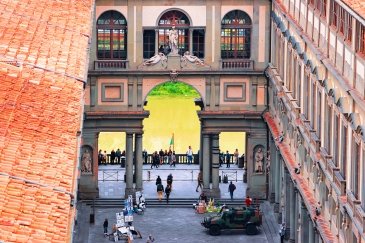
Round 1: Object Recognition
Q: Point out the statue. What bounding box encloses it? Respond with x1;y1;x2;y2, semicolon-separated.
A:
168;26;178;54
254;147;264;173
81;148;92;174
182;51;205;65
143;52;167;66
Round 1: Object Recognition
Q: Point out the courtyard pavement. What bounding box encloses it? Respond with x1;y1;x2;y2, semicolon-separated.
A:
73;164;280;243
98;164;247;199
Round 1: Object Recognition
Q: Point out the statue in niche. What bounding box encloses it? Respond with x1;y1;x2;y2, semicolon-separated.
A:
143;52;167;66
254;146;264;173
81;148;92;174
181;51;205;65
168;26;178;54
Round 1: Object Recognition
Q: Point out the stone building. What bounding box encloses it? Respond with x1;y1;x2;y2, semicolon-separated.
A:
266;0;365;242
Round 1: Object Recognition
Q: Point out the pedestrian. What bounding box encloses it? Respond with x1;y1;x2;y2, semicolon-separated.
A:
110;149;116;164
157;182;164;201
170;151;176;167
245;195;253;207
143;149;148;164
155;175;162;186
226;151;231;168
196;171;203;192
103;218;108;236
167;173;173;191
199;192;208;203
159;149;164;165
116;148;121;163
146;234;155;243
121;150;126;167
103;150;107;163
234;149;239;164
98;149;104;164
219;151;224;167
279;223;286;243
186;145;193;164
165;184;171;203
228;181;236;200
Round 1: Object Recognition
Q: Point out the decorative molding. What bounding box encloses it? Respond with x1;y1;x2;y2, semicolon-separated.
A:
101;83;124;102
223;82;246;102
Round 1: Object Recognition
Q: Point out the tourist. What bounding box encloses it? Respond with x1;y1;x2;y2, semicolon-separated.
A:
170;151;176;167
98;149;103;164
116;148;121;163
279;223;286;243
167;173;173;191
199;192;208;203
226;151;231;168
186;145;193;164
196;171;203;192
143;149;148;164
165;184;171;203
121;150;126;167
159;149;164;165
152;151;159;169
155;175;162;186
219;151;224;167
164;149;169;164
245;195;253;207
103;150;107;163
103;218;108;236
234;149;239;164
228;181;236;200
156;182;164;201
110;149;116;164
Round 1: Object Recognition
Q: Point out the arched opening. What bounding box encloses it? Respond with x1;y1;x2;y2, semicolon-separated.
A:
97;10;127;59
221;10;252;59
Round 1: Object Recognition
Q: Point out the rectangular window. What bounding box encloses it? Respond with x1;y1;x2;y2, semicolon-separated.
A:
293;58;297;99
317;90;322;138
321;0;327;17
192;29;205;58
309;0;315;7
345;13;353;43
297;63;302;108
333;114;339;166
303;74;309;118
340;125;347;179
338;7;345;35
287;49;292;90
362;150;365;209
331;1;338;28
143;30;156;59
351;138;360;199
310;82;316;128
356;21;365;55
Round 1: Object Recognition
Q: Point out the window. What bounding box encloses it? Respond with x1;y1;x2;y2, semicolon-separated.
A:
158;10;190;55
333;114;340;166
345;13;353;43
331;1;338;28
221;10;252;59
340;125;347;179
303;74;310;118
296;63;302;107
316;0;327;17
351;137;360;199
97;11;127;59
324;104;332;153
192;29;205;58
143;30;155;58
310;82;316;128
316;90;322;138
338;7;345;35
356;21;365;55
309;0;315;7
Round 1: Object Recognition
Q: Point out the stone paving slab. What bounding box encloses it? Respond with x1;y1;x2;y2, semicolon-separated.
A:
85;207;269;243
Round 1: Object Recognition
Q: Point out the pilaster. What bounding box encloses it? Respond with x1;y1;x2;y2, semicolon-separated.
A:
202;134;211;192
125;133;134;197
210;133;220;198
135;133;143;191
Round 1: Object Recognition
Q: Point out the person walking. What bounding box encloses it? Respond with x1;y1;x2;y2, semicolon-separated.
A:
156;175;162;186
167;173;173;191
186;145;193;164
196;171;203;192
103;218;108;236
228;181;236;200
279;223;286;243
165;184;171;203
157;182;164;201
226;151;231;168
245;195;253;207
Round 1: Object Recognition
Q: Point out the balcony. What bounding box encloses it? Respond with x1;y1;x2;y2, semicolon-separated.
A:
221;59;254;70
94;60;129;70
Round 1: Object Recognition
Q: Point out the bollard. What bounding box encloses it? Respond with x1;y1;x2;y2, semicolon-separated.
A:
148;170;151;181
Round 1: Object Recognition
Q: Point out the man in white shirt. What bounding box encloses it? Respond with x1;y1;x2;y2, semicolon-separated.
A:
186;146;193;164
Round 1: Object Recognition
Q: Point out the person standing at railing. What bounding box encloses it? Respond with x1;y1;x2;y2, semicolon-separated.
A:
170;151;176;167
116;148;121;163
143;149;148;164
225;151;231;168
234;149;239;165
110;149;116;164
186;146;193;164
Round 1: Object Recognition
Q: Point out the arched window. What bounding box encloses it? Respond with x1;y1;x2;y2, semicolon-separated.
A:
158;10;190;56
221;10;252;59
97;11;127;59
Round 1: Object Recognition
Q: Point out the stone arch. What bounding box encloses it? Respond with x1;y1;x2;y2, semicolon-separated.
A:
155;8;193;26
81;145;93;175
142;79;205;106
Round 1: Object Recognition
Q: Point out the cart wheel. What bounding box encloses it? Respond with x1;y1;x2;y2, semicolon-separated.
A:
246;224;258;235
209;225;221;236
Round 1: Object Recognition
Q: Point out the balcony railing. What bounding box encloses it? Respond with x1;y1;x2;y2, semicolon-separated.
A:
221;59;254;70
94;60;129;70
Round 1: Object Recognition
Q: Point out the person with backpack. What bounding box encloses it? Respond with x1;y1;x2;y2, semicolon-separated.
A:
156;182;164;201
228;181;236;200
167;173;173;191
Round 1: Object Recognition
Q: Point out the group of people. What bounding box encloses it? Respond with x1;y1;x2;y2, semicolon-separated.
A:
103;218;154;242
98;149;125;164
219;149;242;168
150;149;176;169
156;174;173;203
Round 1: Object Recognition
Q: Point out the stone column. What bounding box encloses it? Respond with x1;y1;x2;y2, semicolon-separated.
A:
289;183;296;242
199;123;203;171
202;134;211;192
314;230;320;243
300;202;309;243
294;190;299;242
125;133;134;197
274;154;281;212
308;220;315;243
189;29;193;54
135;133;143;191
211;134;220;198
155;29;159;54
